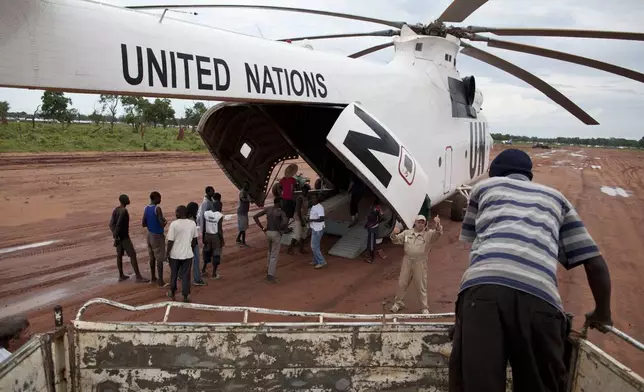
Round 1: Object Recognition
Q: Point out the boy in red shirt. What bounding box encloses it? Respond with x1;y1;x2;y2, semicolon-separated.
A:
278;164;298;219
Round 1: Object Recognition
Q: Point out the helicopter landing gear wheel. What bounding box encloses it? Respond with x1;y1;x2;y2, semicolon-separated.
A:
450;194;467;222
451;186;471;222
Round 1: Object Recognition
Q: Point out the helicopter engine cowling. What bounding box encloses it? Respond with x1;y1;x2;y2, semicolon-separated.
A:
473;89;484;113
462;75;476;106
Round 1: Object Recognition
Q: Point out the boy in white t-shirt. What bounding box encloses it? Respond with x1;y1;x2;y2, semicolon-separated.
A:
203;203;225;280
307;194;327;269
166;205;198;303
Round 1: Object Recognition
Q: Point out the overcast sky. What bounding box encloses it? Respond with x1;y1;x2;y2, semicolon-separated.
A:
2;0;643;139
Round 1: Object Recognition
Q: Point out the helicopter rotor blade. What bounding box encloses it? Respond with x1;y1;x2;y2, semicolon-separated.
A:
466;26;644;41
466;35;644;83
459;42;599;125
438;0;489;22
279;29;399;42
349;42;394;58
125;4;407;29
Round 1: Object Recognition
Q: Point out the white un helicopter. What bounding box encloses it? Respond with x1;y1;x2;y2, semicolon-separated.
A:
1;0;643;253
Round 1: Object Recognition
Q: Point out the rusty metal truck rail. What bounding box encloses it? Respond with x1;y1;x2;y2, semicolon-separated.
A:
75;297;456;325
75;298;644;352
604;326;644;352
2;298;643;392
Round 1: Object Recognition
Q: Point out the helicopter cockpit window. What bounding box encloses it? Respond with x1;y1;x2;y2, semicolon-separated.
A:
240;142;252;159
404;155;413;173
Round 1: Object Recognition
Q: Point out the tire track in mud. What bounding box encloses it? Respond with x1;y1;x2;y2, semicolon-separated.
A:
0;252;112;286
0;242;81;262
0;271;89;299
0;218;107;245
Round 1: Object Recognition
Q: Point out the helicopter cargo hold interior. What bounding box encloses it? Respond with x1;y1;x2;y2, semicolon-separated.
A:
198;103;352;206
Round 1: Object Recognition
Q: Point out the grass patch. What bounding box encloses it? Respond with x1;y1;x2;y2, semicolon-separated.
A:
0;122;206;152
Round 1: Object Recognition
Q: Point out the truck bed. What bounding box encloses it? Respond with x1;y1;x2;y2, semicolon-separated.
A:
1;299;642;392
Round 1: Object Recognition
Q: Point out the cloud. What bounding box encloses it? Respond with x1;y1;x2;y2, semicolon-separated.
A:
475;77;563;123
1;0;643;139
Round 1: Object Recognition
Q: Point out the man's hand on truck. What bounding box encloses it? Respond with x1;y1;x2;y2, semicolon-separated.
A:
586;309;613;333
583;255;613;333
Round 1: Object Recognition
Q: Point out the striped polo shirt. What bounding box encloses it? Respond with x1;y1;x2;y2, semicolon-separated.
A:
459;173;600;312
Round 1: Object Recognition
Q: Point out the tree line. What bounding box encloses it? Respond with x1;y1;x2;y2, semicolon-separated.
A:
491;133;644;149
0;92;209;130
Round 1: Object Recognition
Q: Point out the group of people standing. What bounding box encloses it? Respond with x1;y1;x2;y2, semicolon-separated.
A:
253;163;327;283
107;163;330;298
109;186;226;303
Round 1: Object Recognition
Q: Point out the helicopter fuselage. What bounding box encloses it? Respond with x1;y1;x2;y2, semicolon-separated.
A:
0;0;492;227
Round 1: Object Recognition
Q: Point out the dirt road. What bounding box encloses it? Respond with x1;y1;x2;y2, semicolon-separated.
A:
0;147;642;373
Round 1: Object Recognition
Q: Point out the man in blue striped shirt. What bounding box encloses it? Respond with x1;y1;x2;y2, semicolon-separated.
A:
449;149;612;392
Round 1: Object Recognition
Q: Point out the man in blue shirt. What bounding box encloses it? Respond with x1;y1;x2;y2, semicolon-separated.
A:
142;191;167;286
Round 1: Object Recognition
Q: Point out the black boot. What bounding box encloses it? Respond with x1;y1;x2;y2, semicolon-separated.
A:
236;232;242;243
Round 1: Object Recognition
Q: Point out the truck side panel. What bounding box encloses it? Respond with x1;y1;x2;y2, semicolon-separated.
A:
572;339;644;392
74;321;458;391
0;335;53;392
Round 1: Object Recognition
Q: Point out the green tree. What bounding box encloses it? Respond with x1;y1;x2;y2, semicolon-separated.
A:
41;91;73;127
121;96;151;150
491;133;640;148
639;137;644;148
184;102;207;129
99;94;120;131
89;110;103;125
63;108;79;125
121;96;149;129
0;101;9;124
148;98;175;128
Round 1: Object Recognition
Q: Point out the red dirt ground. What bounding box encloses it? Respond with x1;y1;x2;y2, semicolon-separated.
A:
0;147;642;374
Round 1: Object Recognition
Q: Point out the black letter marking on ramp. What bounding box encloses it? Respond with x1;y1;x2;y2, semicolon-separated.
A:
343;106;399;188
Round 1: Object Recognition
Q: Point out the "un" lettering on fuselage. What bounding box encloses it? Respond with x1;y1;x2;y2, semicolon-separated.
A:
469;122;487;179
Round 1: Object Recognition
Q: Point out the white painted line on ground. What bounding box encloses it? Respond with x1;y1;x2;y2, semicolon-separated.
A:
601;186;632;198
0;240;61;255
